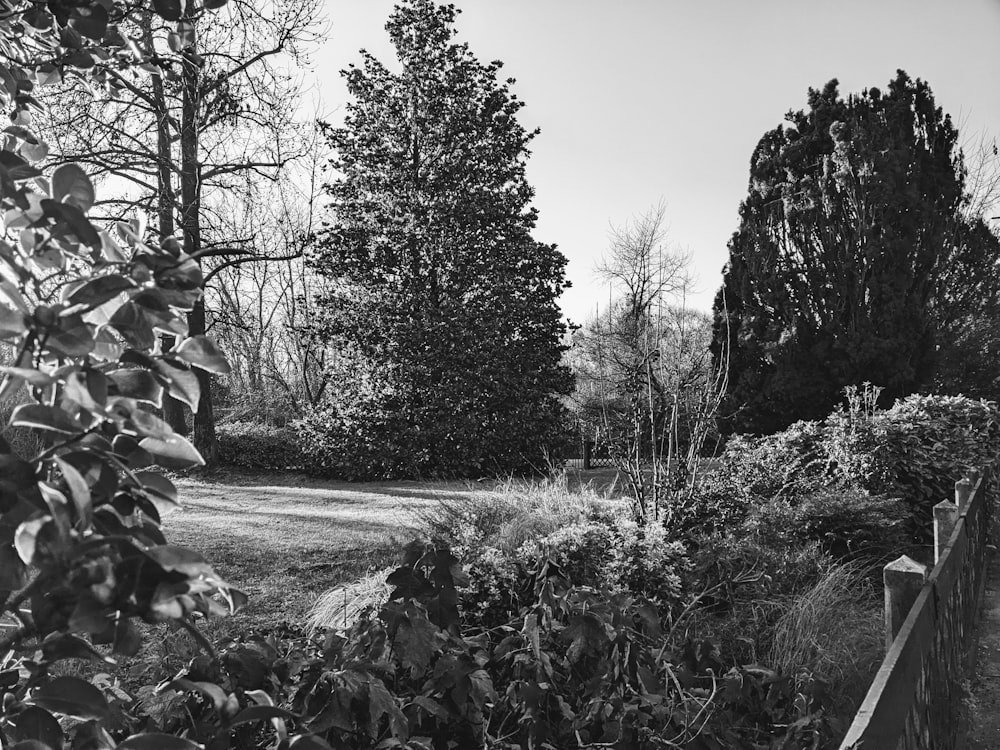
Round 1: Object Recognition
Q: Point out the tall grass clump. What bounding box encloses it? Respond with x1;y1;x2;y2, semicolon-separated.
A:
766;561;882;713
413;472;607;554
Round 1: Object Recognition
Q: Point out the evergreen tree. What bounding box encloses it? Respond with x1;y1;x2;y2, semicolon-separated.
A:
308;0;572;477
712;71;999;434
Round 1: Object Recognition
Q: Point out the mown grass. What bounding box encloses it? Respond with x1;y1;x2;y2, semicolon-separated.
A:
163;471;481;630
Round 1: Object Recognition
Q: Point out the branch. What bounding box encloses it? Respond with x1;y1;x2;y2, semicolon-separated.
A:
203;250;303;283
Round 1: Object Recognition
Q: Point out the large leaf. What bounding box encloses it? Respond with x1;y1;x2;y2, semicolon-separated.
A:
51;163;95;212
174;335;229;374
144;545;214;577
66;275;135;308
29;676;109;720
153;359;199;410
139;434;203;468
151;0;183;21
108;368;163;406
11;404;85;435
8;705;63;748
15;515;52;564
109;302;155;350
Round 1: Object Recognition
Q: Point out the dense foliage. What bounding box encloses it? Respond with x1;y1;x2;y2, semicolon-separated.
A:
719;388;1000;540
307;0;572;478
713;71;1000;434
216;421;303;473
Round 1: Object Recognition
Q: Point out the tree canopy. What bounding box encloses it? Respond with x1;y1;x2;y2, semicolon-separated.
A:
307;0;572;477
712;70;1000;435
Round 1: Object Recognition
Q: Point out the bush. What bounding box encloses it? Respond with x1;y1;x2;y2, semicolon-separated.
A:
296;396;418;480
744;489;909;562
216;420;303;472
721;390;999;540
521;519;690;611
871;394;1000;516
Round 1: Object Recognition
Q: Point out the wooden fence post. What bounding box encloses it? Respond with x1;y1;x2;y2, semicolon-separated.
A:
956;478;974;511
583;440;593;471
934;500;960;563
883;555;927;651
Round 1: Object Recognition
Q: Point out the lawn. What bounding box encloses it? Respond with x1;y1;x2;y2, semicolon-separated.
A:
162;470;494;631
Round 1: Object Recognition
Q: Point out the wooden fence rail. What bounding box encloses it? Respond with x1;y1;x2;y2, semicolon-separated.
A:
839;466;993;749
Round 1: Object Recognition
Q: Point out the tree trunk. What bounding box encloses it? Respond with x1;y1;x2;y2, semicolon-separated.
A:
150;33;189;435
180;5;217;466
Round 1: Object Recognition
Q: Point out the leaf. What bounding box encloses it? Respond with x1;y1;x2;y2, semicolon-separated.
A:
133;471;178;504
151;0;183;21
0;366;54;388
29;676;109;720
11;404;85;435
41;200;101;248
15;516;52;564
145;545;214;577
109;368;163;406
69;4;108;40
561;613;609;664
55;457;92;526
109;302;155;350
115;735;203;750
229;705;298;727
160;678;228;712
152;359;199;410
174;335;230;374
288;736;334;750
67;275;135;308
139;434;204;468
8;705;63;748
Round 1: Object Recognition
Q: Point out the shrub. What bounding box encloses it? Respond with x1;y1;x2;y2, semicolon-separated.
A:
216;420;302;472
744;489;909;562
522;519;690;611
871;394;1000;516
296;395;418;480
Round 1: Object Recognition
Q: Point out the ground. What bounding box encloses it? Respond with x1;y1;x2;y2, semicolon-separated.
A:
161;468;622;632
163;470;478;630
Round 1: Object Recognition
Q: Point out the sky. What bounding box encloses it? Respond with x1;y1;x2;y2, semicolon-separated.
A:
308;0;1000;325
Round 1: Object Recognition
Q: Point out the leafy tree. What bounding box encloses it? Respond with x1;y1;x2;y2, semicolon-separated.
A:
712;70;1000;435
309;0;572;477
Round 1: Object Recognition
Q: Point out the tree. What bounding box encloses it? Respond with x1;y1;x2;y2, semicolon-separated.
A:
34;0;322;462
308;0;572;477
712;71;1000;435
569;206;723;521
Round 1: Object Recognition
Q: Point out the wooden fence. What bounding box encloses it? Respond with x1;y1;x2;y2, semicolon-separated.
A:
839;465;993;749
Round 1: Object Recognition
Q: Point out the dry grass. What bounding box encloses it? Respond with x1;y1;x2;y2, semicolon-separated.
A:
765;561;883;712
413;471;612;553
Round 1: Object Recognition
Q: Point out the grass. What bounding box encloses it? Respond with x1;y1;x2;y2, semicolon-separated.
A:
162;470;482;630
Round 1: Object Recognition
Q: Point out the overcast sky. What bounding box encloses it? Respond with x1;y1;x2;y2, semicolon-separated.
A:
310;0;1000;325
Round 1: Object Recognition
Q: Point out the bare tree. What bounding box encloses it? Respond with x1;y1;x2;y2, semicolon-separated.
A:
205;125;332;421
570;204;727;523
35;0;324;462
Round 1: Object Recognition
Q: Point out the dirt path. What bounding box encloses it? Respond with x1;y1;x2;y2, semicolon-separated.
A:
967;551;1000;748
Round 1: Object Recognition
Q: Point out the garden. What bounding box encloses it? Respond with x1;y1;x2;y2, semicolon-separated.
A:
0;0;999;749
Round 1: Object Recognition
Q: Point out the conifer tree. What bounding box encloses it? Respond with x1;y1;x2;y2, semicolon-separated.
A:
712;71;999;434
309;0;572;477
